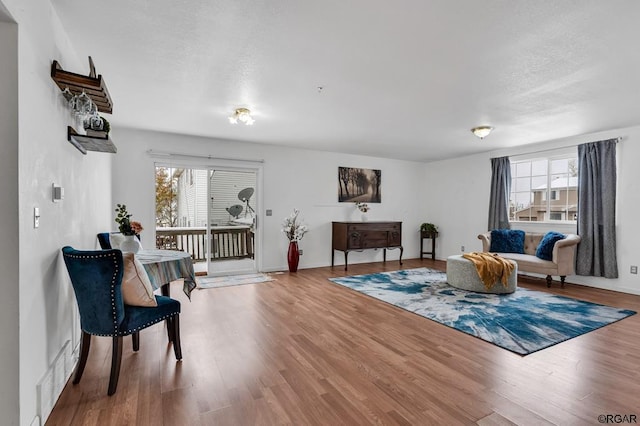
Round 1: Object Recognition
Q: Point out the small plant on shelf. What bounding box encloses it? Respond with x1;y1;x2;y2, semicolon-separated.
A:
420;222;438;236
100;116;111;135
84;114;111;137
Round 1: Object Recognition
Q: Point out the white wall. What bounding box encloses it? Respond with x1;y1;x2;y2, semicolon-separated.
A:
0;9;20;426
2;0;114;424
423;125;640;295
112;127;426;271
420;151;492;261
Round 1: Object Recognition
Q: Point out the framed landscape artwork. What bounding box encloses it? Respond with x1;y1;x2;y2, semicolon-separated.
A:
338;166;381;203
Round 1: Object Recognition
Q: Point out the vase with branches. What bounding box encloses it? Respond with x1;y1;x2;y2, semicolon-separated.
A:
282;209;308;272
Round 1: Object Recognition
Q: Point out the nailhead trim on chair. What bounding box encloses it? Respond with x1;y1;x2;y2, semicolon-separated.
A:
112;256;118;329
65;250;180;337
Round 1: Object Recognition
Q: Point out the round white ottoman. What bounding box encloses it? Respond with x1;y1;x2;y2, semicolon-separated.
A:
446;254;517;294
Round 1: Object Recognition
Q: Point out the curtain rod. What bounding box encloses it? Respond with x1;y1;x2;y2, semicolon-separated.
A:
147;150;264;164
493;137;621;159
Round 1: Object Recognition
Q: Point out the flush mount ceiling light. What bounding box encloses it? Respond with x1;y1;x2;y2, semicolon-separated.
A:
228;108;255;125
471;126;493;139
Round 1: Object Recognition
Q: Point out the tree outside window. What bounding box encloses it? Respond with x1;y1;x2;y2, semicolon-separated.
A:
155;167;178;227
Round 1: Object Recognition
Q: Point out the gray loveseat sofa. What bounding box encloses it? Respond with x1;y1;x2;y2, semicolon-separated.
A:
477;231;581;288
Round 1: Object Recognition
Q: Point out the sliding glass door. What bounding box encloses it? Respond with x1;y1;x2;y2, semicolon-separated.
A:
155;164;258;276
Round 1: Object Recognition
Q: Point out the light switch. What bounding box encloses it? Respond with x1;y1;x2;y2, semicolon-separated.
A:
52;184;64;202
34;207;40;228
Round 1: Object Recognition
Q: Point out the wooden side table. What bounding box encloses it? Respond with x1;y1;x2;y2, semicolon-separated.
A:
420;231;437;260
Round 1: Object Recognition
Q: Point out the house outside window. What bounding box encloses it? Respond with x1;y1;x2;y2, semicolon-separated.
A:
543;190;560;201
509;153;578;223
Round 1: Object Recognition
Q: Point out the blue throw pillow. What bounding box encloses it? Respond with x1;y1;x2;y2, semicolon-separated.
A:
535;231;566;261
489;229;525;254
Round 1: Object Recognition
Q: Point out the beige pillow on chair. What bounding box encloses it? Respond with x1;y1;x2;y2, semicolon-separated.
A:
121;252;157;307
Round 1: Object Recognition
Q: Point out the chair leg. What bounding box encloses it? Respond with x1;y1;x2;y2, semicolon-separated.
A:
73;331;91;385
108;336;123;396
163;316;174;343
132;332;140;351
560;276;566;288
162;284;174;342
546;275;552;288
172;314;183;360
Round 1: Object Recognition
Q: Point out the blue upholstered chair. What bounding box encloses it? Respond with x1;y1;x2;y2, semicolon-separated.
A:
96;232;112;249
61;246;182;395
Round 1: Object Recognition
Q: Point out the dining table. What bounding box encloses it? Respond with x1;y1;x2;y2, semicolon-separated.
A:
136;249;196;299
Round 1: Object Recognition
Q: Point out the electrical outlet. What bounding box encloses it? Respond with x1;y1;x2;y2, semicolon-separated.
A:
299;249;303;255
631;265;638;274
461;246;465;252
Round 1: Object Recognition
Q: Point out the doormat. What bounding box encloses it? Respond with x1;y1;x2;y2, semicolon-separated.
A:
197;273;274;289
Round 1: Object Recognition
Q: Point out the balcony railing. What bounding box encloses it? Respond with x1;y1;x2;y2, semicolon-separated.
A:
156;226;254;262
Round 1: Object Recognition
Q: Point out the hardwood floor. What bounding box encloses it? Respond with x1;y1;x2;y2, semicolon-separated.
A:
46;259;640;425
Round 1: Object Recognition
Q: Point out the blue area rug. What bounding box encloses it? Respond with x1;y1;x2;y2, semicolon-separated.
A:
329;268;635;355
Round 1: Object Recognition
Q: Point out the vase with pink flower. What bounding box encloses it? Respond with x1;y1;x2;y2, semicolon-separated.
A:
114;204;144;253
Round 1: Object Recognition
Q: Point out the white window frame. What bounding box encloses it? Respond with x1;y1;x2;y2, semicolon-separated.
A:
509;149;578;225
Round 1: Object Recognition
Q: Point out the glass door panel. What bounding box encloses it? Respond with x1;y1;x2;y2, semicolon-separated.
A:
155;166;210;275
207;168;257;276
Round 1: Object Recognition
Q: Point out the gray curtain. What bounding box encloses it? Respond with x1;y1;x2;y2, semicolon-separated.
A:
487;156;511;230
576;139;618;278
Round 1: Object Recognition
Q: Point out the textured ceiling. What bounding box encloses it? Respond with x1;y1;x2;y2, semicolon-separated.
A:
51;0;640;161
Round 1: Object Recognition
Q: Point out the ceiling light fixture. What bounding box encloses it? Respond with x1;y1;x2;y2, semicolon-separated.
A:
228;108;255;125
471;126;493;139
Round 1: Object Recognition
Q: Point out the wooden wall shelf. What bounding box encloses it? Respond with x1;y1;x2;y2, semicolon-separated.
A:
67;127;117;155
51;58;113;113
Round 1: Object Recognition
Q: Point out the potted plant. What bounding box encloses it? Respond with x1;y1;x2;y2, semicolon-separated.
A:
355;201;370;221
84;115;111;138
114;204;143;253
420;222;438;237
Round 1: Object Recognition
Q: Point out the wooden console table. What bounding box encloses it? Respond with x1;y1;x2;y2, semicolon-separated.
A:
332;221;403;270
